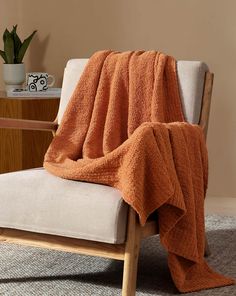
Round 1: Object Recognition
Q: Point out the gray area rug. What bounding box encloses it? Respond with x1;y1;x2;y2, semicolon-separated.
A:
0;215;235;296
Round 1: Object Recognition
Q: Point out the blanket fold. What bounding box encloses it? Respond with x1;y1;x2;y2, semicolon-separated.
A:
44;50;234;292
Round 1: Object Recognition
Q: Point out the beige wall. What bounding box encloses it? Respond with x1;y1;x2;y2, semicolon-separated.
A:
1;0;236;198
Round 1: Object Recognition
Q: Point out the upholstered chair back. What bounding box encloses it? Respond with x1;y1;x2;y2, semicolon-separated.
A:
57;59;208;124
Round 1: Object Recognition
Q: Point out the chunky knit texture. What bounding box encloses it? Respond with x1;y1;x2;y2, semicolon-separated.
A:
44;50;234;292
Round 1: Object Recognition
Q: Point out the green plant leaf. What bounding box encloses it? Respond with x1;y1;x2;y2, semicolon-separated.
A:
3;29;10;43
4;32;14;63
12;25;22;63
0;50;7;63
16;30;36;63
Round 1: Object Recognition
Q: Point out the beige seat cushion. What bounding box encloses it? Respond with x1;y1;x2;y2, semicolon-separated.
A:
0;168;128;244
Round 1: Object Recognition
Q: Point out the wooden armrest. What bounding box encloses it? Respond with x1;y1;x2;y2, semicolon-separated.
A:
0;117;58;132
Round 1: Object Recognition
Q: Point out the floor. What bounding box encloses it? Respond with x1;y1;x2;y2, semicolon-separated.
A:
0;215;235;296
205;196;236;216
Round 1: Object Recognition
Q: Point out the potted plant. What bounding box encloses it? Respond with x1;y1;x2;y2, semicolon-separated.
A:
0;25;36;90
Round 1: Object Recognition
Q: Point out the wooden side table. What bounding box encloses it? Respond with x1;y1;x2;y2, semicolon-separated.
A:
0;91;60;174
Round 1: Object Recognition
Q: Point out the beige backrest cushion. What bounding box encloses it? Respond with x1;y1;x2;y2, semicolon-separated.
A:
57;58;209;124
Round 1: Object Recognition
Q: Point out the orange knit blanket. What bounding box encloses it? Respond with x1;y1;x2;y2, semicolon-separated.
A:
44;50;234;292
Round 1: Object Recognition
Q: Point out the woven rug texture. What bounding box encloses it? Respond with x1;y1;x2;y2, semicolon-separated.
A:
0;214;235;296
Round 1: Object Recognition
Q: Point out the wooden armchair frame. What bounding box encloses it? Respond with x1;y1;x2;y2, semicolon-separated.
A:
0;72;214;296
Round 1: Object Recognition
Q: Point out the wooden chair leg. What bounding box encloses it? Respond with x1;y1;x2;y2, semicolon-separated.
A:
204;235;211;257
122;208;141;296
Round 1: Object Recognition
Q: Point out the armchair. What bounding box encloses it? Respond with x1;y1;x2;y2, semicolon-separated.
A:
0;58;213;295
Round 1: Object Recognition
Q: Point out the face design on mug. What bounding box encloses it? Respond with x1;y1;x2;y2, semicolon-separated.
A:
28;74;49;91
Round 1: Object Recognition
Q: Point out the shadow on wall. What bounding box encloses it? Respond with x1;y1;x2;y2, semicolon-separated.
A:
28;34;50;72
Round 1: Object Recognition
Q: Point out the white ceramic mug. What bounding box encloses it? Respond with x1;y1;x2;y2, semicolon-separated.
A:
26;72;55;91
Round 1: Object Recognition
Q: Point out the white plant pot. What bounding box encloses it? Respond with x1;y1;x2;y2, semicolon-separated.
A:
3;63;25;91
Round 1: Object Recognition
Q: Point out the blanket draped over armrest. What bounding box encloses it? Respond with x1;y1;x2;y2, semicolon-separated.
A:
44;50;234;292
